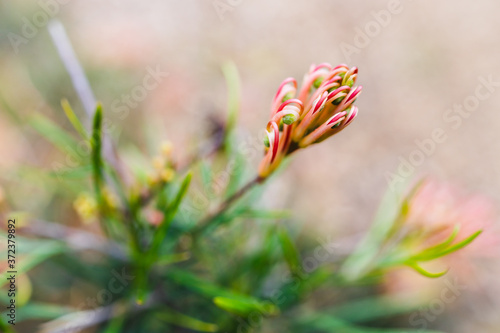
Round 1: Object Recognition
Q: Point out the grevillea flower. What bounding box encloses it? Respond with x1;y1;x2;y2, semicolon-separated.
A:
387;180;497;279
383;180;499;296
341;180;495;283
406;181;499;258
258;63;362;178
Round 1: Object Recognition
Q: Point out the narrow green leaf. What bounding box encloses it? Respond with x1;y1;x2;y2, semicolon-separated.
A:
242;225;279;288
29;114;80;157
61;99;88;140
341;186;403;280
386;179;426;240
406;262;448;278
0;242;66;288
90;103;109;237
424;230;482;260
91;103;104;191
103;314;126;333
213;296;278;317
341;179;420;280
166;173;192;221
166;268;242;298
156;309;218;332
278;226;301;274
166;268;274;315
134;264;147;305
411;226;460;261
295;314;358;331
135;175;192;304
155;252;191;266
48;164;92;179
149;173;192;259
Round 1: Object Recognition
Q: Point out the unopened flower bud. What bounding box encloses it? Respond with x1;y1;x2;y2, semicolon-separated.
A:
313;77;324;88
160;168;175;183
345;77;354;87
74;193;98;222
332;96;344;105
283;113;298;125
161;141;173;157
152;156;164;170
263;135;270;148
259;63;362;178
282;92;294;102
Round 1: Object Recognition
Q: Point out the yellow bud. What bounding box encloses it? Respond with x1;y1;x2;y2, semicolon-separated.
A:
102;187;119;209
161;141;174;157
74;193;98;221
160;168;175;183
152;156;164;170
147;174;159;187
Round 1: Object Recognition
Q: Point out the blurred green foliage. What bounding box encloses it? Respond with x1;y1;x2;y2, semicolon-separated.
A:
0;35;481;331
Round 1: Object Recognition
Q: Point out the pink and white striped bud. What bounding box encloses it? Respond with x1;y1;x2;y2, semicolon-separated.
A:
271;78;297;116
259;63;362;178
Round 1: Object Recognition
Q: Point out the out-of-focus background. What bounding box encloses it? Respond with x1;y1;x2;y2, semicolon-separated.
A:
1;1;500;332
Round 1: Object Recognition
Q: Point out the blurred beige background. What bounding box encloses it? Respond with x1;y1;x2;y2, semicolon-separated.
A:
1;1;500;332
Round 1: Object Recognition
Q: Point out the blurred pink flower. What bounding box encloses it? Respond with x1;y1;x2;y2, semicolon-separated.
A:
407;180;499;258
385;180;500;296
259;63;362;178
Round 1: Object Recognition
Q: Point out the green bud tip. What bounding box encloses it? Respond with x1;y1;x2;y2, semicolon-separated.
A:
346;77;354;87
263;136;270;148
282;114;297;125
282;92;293;102
313;77;324;89
332;96;344;105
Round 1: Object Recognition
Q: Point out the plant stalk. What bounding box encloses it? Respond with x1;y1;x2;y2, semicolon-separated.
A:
194;175;265;232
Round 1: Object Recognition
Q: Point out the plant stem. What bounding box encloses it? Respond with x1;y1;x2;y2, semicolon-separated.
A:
27;219;127;260
194;175;264;232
